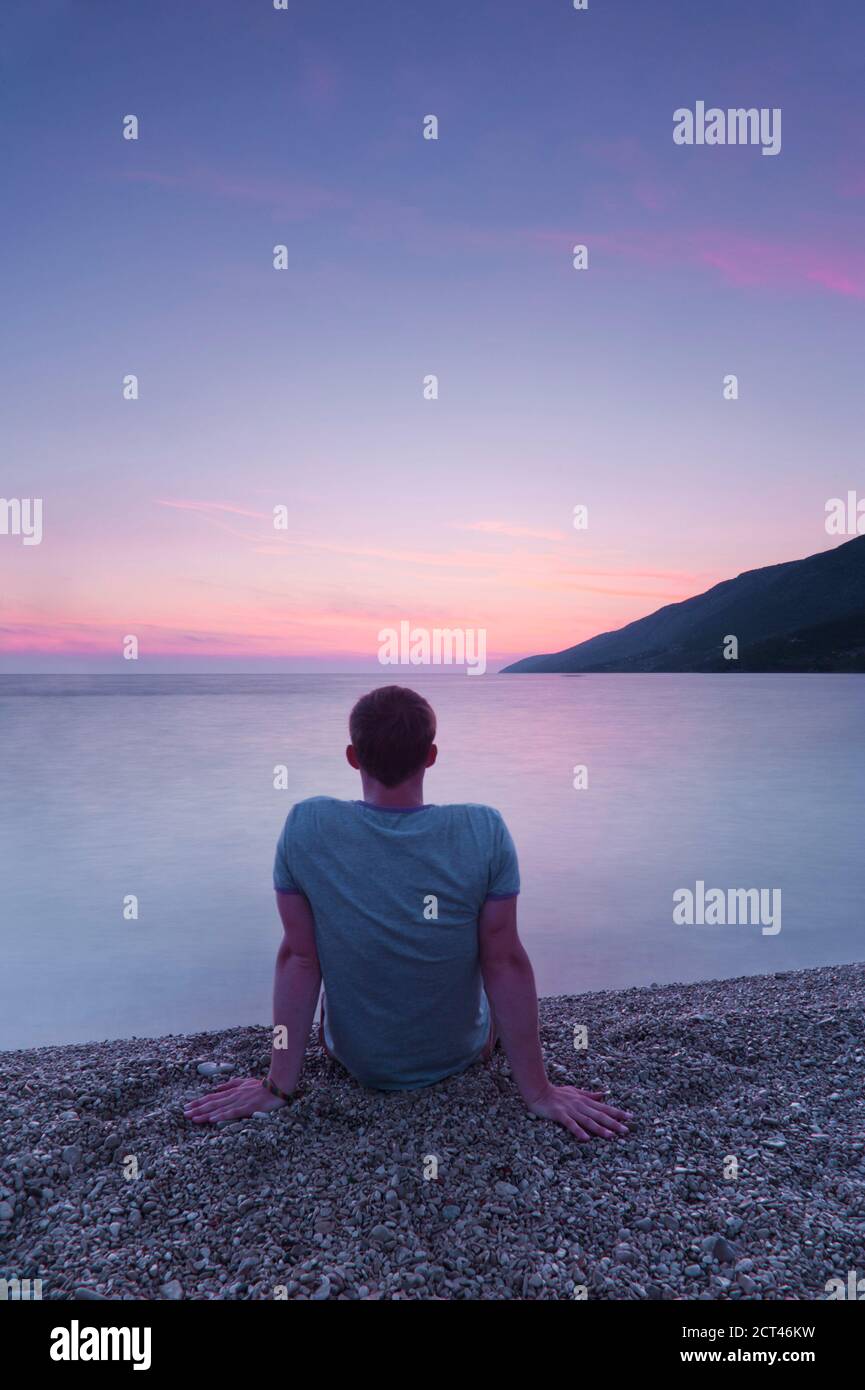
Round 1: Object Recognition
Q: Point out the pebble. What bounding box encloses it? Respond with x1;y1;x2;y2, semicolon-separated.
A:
703;1235;737;1264
197;1063;219;1077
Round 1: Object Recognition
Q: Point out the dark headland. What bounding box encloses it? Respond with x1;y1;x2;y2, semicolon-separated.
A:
502;534;865;674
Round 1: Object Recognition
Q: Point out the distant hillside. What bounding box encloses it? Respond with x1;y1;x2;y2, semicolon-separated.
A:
502;535;865;673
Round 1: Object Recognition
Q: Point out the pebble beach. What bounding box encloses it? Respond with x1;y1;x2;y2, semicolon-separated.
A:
1;963;863;1301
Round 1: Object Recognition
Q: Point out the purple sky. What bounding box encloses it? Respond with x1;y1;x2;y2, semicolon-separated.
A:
2;0;864;671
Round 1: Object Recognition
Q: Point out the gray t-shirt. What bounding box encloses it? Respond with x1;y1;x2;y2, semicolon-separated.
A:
273;797;520;1091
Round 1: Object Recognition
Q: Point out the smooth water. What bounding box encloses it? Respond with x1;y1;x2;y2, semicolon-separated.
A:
1;673;862;1049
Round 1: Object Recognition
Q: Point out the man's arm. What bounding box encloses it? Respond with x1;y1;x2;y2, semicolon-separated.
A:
184;892;321;1124
268;891;322;1094
478;896;632;1142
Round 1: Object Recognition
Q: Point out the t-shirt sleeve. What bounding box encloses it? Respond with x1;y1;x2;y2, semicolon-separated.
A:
485;812;520;901
273;811;304;895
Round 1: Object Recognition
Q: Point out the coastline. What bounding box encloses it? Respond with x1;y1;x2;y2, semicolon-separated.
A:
2;962;863;1301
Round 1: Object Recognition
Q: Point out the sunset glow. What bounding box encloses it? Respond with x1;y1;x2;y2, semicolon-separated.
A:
2;2;860;671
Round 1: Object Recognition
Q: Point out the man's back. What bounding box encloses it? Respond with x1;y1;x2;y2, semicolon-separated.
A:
273;796;520;1089
188;687;630;1145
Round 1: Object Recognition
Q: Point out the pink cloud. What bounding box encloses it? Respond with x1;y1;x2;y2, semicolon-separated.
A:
805;266;865;297
690;231;865;300
358;209;865;303
453;519;567;541
156;499;272;520
558;227;865;302
558;565;709;583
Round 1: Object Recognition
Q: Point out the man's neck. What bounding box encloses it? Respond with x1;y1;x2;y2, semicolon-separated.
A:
360;774;425;809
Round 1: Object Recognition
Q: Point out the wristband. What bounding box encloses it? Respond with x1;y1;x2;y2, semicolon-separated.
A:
261;1076;294;1103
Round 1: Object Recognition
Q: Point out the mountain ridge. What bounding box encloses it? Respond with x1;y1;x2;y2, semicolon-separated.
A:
502;534;865;673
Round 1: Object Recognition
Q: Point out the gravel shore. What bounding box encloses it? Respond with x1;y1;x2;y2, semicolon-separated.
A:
2;963;863;1301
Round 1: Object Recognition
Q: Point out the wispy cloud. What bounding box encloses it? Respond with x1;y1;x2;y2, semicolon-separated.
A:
121;168;350;220
156;499;272;521
689;231;865;300
119;159;865;302
588;228;865;302
452;519;567;542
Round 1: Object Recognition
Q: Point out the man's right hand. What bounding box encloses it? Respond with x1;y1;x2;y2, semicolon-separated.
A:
526;1084;632;1141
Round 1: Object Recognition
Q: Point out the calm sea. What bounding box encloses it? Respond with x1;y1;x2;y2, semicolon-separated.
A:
1;673;862;1049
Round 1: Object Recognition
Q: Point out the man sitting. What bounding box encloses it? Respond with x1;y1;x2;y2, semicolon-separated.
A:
186;685;630;1141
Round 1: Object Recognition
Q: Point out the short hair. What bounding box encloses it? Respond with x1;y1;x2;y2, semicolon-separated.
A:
349;686;436;787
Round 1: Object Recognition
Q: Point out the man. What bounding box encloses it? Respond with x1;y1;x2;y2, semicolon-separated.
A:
186;685;630;1141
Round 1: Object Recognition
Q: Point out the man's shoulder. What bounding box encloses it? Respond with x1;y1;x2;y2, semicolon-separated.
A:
437;802;508;830
291;796;347;809
284;796;353;830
